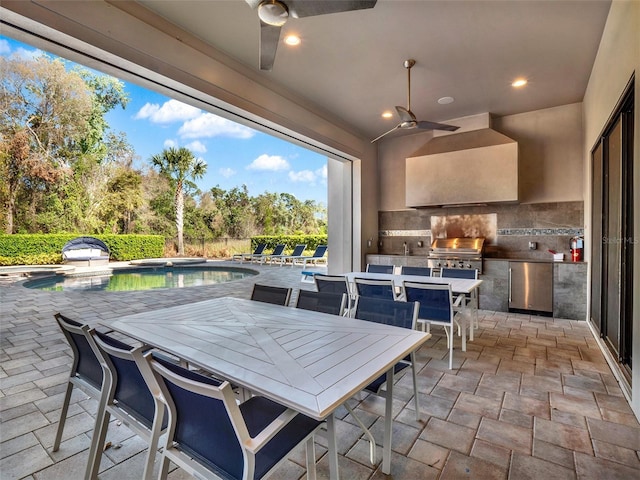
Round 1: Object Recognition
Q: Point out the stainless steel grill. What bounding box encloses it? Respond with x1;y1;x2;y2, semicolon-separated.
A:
427;237;485;274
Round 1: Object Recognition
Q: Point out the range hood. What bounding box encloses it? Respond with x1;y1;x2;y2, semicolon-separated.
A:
406;127;518;207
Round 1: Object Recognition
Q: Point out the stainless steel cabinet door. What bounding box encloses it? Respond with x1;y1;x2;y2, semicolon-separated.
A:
509;262;553;312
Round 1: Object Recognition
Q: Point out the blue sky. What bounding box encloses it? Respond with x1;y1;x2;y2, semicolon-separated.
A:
1;36;328;205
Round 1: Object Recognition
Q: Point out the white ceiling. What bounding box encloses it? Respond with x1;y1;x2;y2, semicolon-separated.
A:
137;0;611;141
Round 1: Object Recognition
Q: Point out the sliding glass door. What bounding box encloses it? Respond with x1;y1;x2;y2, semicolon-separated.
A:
590;77;634;382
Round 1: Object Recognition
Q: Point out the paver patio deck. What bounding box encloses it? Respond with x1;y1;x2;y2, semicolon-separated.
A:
1;260;639;479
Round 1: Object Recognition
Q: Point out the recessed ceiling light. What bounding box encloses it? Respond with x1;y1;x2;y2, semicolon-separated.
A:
512;78;528;88
284;34;301;46
438;96;454;105
381;111;393;118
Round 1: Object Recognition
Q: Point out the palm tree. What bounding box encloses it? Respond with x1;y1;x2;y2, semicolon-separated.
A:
150;147;207;255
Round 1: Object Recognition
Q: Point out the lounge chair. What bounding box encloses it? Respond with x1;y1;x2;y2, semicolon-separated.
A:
252;243;285;264
271;244;307;267
291;245;328;267
232;242;266;263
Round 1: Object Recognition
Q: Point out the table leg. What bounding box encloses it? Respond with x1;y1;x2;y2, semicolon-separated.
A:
382;367;394;475
327;413;340;480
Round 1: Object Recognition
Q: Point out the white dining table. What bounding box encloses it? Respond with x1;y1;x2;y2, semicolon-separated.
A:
105;296;431;479
343;271;483;346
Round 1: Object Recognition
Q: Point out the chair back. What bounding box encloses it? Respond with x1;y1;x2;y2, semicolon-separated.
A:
366;264;394;274
295;290;346;316
354;277;396;300
251;283;292;306
440;268;478;279
148;355;245;479
314;274;350;295
253;243;267;255
92;331;158;429
311;245;328;258
290;244;307;256
269;244;286;256
401;266;432;277
354;297;418;330
403;282;454;325
145;354;321;480
55;313;103;390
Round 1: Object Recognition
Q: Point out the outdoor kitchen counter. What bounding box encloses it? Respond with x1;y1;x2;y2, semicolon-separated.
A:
366;255;587;320
482;259;587;320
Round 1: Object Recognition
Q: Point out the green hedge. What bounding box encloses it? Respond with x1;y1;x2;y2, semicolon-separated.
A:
250;235;328;254
0;234;165;265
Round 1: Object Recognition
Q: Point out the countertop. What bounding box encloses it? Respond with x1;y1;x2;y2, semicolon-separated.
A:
368;253;586;264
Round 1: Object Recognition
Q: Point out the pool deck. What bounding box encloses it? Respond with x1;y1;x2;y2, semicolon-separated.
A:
1;259;639;479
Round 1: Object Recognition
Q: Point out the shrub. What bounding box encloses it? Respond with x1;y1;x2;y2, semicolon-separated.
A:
0;234;164;265
250;235;328;254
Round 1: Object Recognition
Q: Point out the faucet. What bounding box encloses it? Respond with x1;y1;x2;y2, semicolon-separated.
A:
403;242;409;256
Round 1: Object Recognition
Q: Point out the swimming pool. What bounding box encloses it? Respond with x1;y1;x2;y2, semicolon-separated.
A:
23;266;258;292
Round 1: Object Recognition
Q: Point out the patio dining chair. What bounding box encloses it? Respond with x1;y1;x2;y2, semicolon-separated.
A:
250;283;292;306
141;353;323;480
400;266;432;277
348;296;421;463
53;314;104;453
440;267;480;329
314;273;350;295
353;297;420;411
403;281;465;370
366;264;394;274
88;330;167;480
295;289;346;316
353;277;398;302
314;273;354;315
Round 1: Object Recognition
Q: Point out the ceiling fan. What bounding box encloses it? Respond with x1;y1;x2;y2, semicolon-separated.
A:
245;0;377;71
371;59;459;143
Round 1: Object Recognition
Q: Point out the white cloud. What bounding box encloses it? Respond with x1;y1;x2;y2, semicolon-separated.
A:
246;154;290;171
163;139;178;148
219;167;236;178
134;99;201;124
186;140;207;153
178;113;255;139
0;40;10;55
289;170;316;183
288;165;327;185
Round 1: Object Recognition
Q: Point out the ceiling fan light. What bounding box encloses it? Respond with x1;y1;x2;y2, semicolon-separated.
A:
258;0;289;26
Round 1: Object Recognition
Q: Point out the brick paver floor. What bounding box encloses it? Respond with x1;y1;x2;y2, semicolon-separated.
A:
1;260;639;479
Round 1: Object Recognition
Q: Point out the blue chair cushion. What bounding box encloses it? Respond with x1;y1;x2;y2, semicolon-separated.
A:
155;357;320;480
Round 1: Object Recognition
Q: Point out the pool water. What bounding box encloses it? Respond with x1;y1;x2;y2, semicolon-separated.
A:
23;266;257;292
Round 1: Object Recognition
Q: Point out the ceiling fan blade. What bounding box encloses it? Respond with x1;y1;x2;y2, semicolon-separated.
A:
395;106;416;123
288;0;377;18
416;120;460;132
259;21;281;71
371;124;401;143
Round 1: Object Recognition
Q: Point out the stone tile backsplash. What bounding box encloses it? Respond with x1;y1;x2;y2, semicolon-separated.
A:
378;201;584;260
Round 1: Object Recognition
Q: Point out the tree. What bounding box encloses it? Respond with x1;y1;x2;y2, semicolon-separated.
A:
0;54;92;232
0;54;131;234
150;147;206;255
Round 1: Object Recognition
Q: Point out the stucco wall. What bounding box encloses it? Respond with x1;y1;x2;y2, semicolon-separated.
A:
377;104;584;211
582;0;640;419
493;103;583;204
